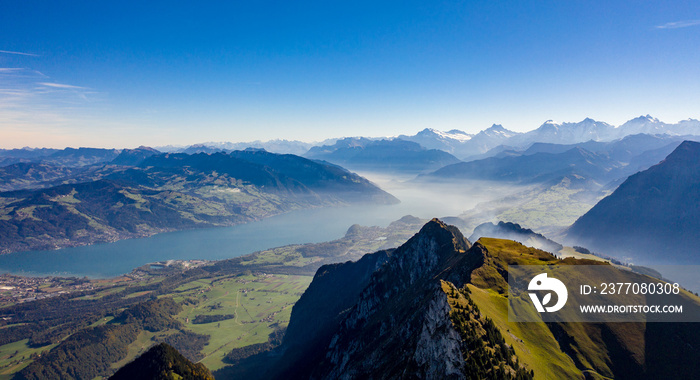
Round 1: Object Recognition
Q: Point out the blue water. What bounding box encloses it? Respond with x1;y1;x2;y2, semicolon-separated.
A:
0;204;413;278
0;175;503;279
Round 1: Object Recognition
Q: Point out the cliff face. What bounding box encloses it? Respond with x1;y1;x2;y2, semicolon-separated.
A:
322;283;466;380
281;247;394;370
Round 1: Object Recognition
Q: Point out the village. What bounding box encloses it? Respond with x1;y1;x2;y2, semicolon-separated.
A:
0;274;94;304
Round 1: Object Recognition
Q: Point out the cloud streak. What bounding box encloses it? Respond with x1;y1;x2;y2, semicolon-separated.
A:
655;20;700;29
0;69;104;144
0;49;39;57
38;82;88;90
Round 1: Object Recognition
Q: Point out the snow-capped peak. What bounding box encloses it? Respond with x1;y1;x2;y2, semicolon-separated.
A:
417;128;473;141
481;124;517;138
630;114;660;123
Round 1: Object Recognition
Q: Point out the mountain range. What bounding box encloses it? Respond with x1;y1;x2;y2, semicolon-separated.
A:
0;150;397;254
565;140;700;264
304;138;462;173
423;146;618;185
397;116;699;159
468;221;563;253
0;147;121;168
156;139;328;156
3;115;699;167
422;133;697;190
396;124;521;159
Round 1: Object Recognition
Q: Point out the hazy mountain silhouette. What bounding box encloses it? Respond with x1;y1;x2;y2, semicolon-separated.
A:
566;141;700;263
305;138;461;173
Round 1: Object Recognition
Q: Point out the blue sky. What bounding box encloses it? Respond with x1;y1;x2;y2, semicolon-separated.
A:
1;1;699;148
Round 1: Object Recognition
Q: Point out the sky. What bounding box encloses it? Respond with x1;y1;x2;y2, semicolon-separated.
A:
1;0;699;148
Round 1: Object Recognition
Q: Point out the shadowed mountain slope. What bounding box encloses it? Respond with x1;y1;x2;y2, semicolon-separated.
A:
566;140;700;263
423;147;617;184
109;343;214;380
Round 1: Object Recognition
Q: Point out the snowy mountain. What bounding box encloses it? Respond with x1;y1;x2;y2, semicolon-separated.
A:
397;128;473;153
153;116;700;162
614;115;668;137
156;139;327;156
614;115;700;138
463;124;521;155
508;118;615;146
398;125;519;159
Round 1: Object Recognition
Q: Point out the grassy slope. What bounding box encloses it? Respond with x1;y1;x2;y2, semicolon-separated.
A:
468;238;700;380
0;340;58;380
472;238;618;379
465;285;584;379
439;237;584;379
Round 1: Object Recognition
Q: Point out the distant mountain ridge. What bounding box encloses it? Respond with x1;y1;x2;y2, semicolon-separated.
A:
0;147;121;168
469;221;563;253
304;138;462;173
111;146;160;166
3;115;698;165
423;146;618;184
156;139;331;156
396;116;700;159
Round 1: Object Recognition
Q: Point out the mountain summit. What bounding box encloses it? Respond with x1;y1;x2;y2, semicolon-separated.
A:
272;219;536;379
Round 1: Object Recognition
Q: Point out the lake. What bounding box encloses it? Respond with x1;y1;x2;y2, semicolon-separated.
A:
0;205;401;278
0;178;521;278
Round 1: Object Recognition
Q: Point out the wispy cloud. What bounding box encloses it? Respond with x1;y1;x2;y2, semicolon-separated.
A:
38;82;88;90
655;20;700;29
0;49;39;57
0;68;105;145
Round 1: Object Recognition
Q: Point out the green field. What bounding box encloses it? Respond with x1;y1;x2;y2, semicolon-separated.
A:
0;340;57;379
177;274;311;370
100;273;313;372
